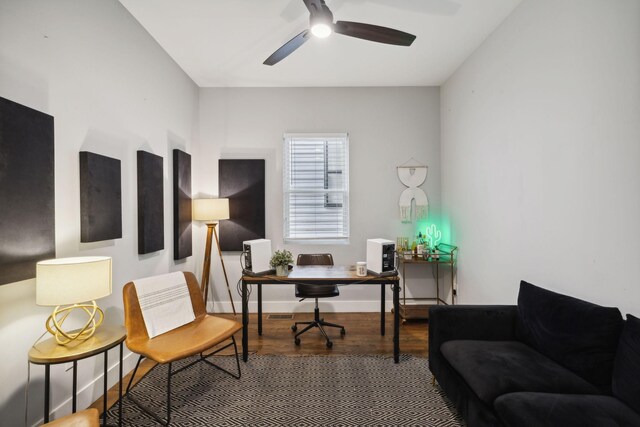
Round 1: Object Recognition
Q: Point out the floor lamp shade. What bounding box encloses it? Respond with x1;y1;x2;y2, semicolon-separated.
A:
193;198;229;222
36;256;112;306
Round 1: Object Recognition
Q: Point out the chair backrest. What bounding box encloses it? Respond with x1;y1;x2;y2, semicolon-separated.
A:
296;253;334;266
123;271;205;342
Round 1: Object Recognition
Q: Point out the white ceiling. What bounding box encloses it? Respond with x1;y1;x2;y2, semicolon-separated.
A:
119;0;521;87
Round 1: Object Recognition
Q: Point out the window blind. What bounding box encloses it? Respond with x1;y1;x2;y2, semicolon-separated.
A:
283;134;349;242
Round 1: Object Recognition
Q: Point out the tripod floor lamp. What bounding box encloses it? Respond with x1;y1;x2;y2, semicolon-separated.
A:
192;198;236;315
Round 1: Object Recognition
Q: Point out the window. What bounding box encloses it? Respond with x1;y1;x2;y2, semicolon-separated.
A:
283;133;349;243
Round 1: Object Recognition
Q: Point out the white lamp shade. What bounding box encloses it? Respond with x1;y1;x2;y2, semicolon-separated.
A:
192;198;230;221
36;256;112;306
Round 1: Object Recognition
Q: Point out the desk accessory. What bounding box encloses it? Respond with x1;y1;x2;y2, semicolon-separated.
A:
356;261;367;276
242;238;272;275
270;249;293;277
192;198;235;314
36;256;112;345
366;238;396;274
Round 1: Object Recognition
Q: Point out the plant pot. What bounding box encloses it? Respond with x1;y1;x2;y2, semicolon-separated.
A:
275;265;289;277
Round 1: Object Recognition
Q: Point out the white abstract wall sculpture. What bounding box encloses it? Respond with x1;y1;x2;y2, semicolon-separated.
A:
398;159;428;223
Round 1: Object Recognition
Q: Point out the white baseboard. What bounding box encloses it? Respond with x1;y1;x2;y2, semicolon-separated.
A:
210;299;396;313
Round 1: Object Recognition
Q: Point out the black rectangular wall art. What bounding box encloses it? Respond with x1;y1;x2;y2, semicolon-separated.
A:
219;159;265;251
173;149;192;260
137;151;164;254
0;97;55;286
79;151;122;242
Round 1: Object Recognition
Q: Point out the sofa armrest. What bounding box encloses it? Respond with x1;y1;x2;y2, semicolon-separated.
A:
429;305;518;349
427;305;519;426
429;305;518;371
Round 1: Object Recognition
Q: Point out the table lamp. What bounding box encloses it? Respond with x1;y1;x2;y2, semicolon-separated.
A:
192;198;236;314
36;256;112;345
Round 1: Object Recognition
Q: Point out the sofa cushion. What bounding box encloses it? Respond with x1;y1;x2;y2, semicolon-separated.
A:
516;281;623;391
612;314;640;414
440;340;599;406
494;392;640;427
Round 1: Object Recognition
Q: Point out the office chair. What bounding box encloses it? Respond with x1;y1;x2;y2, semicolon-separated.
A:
291;253;345;348
123;271;241;426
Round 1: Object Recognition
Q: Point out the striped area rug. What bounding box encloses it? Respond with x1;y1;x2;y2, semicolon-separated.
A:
111;354;464;426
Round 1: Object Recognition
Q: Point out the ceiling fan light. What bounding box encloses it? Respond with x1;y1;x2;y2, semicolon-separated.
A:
311;23;332;38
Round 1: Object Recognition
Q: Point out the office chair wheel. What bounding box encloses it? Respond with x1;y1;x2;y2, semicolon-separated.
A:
291;325;297;332
340;328;346;335
295;337;301;345
326;340;333;348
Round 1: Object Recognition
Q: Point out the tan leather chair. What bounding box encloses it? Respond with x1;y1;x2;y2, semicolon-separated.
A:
123;271;241;425
42;409;99;427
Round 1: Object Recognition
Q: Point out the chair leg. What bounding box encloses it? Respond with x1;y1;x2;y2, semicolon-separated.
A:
125;362;173;426
125;336;241;426
166;362;172;425
316;323;331;342
125;355;145;395
294;322;316;339
292;321;313;330
293;298;345;346
319;320;344;330
201;336;242;379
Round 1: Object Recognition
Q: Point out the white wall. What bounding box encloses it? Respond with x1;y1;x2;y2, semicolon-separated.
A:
0;1;198;425
441;0;640;316
196;87;443;313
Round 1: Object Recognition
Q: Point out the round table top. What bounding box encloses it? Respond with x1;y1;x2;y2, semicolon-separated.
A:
28;324;126;365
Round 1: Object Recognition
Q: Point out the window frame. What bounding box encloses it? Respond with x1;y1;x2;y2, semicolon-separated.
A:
283;133;350;244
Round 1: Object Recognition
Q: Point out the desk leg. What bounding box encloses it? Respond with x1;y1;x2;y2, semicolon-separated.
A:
380;284;385;336
103;349;108;426
258;284;263;336
242;280;249;362
393;283;400;363
119;342;123;427
72;361;77;412
44;364;50;423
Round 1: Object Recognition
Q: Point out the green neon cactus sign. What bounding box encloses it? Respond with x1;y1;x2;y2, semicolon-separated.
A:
425;224;442;248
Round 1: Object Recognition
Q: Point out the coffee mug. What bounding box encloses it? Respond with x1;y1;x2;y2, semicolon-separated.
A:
356;261;367;277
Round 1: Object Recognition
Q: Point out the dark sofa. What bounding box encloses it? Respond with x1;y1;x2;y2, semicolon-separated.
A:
429;281;640;427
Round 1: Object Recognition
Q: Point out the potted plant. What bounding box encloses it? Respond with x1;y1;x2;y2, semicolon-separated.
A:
270;249;293;277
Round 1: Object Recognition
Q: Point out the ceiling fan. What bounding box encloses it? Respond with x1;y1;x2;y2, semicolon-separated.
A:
264;0;417;65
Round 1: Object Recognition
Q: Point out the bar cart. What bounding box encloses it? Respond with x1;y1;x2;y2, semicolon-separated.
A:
396;243;457;322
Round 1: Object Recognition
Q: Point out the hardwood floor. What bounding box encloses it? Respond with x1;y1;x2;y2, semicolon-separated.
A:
92;312;428;414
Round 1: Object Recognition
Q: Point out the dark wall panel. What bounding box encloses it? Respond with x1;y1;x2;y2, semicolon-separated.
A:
173;149;192;259
79;151;122;242
137;151;164;254
219;159;265;251
0;97;55;285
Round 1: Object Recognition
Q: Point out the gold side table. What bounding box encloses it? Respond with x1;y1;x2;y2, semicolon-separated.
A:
28;324;126;426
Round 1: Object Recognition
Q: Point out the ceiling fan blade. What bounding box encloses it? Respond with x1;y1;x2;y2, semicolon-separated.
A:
333;21;416;46
263;29;311;66
303;0;330;15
